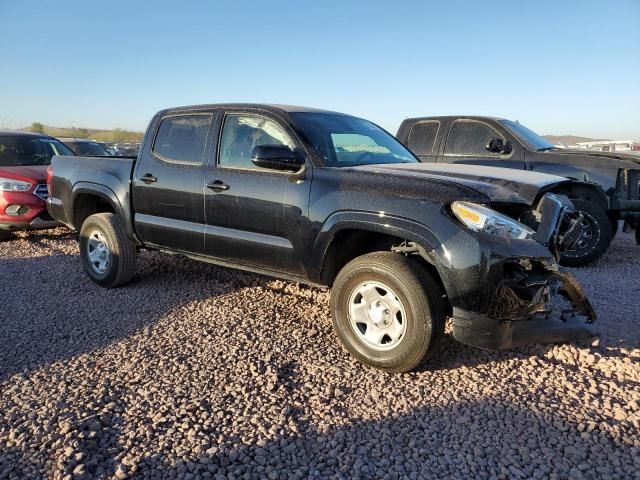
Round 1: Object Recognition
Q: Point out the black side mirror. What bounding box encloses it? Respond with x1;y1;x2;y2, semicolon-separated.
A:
251;145;303;172
485;138;513;155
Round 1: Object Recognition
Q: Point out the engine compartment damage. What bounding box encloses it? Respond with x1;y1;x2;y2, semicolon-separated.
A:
451;258;598;351
487;259;596;322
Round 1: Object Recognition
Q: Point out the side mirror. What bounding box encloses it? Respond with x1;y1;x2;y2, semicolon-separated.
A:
485;138;513;155
251;145;304;172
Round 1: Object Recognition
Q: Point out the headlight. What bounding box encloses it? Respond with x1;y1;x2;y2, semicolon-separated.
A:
0;177;32;192
451;201;535;240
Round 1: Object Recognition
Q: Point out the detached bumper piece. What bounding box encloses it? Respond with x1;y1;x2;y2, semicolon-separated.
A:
451;264;598;351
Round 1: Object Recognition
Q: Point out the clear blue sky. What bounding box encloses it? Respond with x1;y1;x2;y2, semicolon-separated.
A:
1;0;639;139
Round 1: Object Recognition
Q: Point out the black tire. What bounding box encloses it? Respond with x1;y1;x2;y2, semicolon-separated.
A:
79;213;137;288
330;252;446;373
0;230;12;242
560;199;612;267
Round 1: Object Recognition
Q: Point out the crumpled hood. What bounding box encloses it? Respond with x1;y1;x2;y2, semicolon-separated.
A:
0;165;49;183
351;163;568;206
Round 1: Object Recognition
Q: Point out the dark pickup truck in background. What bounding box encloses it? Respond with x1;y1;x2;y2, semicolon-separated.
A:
48;104;596;372
397;116;640;265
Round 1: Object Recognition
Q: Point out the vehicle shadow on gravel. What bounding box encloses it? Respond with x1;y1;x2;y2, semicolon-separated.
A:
127;395;633;478
422;333;639;388
0;250;270;383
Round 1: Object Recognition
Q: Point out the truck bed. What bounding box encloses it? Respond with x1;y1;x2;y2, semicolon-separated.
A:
47;155;137;231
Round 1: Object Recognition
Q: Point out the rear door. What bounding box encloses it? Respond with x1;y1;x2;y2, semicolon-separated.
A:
404;120;441;162
203;110;311;275
439;119;525;169
132;111;214;253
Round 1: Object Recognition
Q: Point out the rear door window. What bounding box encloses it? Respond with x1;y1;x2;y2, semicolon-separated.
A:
152;114;211;164
444;120;503;156
406;121;440;155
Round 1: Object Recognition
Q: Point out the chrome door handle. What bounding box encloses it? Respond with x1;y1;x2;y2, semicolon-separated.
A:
140;173;157;184
207;180;230;192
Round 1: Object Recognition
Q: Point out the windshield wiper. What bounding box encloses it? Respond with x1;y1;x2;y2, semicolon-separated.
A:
537;147;559;152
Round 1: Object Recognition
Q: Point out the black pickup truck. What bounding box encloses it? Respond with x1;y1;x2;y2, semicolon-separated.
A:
48;104;597;372
397;116;640;265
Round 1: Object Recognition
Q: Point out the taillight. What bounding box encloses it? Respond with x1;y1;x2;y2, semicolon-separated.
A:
46;164;54;195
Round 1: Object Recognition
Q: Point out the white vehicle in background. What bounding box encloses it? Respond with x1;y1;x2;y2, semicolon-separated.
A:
572;140;640;154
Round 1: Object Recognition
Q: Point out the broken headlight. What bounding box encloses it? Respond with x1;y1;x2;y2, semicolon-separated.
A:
451;201;535;240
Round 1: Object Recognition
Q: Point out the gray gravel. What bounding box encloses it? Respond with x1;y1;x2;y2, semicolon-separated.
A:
1;228;639;479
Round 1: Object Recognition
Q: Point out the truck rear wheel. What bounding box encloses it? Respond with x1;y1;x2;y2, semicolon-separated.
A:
560;199;612;267
79;213;137;288
330;252;446;372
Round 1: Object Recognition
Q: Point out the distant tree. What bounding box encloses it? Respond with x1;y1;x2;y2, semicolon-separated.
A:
111;128;142;143
30;122;45;134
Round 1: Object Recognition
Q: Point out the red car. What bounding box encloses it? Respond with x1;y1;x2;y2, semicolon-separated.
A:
0;131;75;241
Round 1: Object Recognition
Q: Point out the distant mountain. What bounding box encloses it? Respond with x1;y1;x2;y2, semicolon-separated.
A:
543;135;609;146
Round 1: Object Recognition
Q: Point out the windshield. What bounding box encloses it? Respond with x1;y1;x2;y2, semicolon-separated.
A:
67;141;109;156
290;112;417;167
0;135;75;167
499;119;555;151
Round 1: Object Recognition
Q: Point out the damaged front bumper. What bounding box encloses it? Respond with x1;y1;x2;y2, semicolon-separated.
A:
434;193;598;351
451;267;598;350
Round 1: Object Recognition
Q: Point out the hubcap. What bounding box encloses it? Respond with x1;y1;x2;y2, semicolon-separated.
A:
347;281;407;351
86;230;111;274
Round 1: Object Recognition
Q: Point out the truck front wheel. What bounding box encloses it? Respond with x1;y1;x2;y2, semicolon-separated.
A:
330;252;446;372
79;213;137;288
560;199;612;267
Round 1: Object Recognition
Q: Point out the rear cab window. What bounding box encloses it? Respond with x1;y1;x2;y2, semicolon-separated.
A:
152;114;212;164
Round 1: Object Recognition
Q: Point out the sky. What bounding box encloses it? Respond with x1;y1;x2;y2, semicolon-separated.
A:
1;0;639;139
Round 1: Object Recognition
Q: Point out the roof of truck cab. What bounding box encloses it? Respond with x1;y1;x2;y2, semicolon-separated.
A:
160;103;349;116
402;115;505;123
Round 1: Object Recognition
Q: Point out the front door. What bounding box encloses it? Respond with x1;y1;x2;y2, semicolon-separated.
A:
132;112;214;253
439;119;525;169
203;111;311;275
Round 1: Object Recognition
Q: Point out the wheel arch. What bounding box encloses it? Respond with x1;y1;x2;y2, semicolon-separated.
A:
315;211;446;294
551;181;610;211
70;183;139;244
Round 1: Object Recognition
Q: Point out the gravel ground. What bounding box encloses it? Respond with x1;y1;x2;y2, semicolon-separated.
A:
1;228;639;480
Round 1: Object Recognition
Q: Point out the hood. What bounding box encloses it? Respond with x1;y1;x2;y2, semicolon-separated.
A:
352;163;567;206
0;165;49;183
543;149;640;168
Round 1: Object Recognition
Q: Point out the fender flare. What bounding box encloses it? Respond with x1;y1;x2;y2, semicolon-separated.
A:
70;182;138;242
552;180;610;211
313;210;445;280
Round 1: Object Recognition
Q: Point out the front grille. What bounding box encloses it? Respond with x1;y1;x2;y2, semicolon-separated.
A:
34;184;48;201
